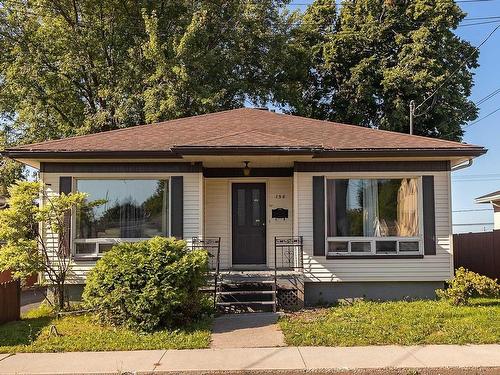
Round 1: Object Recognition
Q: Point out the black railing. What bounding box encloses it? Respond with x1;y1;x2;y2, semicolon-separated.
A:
191;237;221;309
274;236;304;270
191;237;221;271
191;236;303;312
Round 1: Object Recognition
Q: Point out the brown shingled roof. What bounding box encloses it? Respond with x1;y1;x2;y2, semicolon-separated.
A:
4;108;485;158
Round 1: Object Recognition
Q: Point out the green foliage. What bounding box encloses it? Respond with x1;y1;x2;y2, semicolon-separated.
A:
0;131;25;197
279;298;500;346
0;0;289;144
83;237;210;332
436;267;500;305
0;181;102;308
0;0;479;145
282;0;478;140
0;304;211;353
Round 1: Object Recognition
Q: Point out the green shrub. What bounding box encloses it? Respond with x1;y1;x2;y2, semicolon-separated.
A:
436;267;500;305
82;237;210;332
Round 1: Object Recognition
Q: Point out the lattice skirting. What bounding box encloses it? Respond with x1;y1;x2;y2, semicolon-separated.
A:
277;288;302;311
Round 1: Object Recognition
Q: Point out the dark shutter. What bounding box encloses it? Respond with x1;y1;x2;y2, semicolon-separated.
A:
170;176;184;239
59;177;72;255
423;175;436;255
313;176;326;256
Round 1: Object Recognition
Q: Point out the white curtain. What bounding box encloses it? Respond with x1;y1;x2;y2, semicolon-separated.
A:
397;178;419;236
362;180;379;237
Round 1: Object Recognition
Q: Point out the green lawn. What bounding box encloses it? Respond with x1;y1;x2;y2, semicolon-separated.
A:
0;305;212;353
279;298;500;347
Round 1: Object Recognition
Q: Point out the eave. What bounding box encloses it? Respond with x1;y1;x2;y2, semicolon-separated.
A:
1;145;487;166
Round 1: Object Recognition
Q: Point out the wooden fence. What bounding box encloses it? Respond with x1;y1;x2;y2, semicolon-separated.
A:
0;279;20;324
453;230;500;280
0;281;21;324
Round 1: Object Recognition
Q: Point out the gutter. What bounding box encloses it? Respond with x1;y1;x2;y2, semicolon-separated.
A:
1;150;183;159
451;158;473;172
2;146;488;159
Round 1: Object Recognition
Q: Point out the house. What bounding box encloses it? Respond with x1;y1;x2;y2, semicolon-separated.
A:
1;108;486;307
475;190;500;230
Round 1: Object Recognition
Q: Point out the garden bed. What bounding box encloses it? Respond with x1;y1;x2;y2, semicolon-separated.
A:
0;305;212;353
279;298;500;346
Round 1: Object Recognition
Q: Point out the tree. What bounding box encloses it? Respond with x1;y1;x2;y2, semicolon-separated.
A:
0;0;290;144
0;129;25;197
283;0;478;141
0;181;103;310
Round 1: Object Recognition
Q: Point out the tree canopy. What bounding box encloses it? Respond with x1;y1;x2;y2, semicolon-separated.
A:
0;0;480;153
282;0;479;140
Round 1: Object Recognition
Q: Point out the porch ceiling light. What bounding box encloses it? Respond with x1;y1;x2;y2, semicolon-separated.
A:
243;161;251;177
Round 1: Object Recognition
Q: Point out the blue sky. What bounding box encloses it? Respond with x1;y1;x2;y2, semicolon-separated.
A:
288;0;500;233
450;1;500;233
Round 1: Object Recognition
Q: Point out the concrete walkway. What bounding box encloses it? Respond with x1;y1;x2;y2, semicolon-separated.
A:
0;345;499;374
211;312;285;348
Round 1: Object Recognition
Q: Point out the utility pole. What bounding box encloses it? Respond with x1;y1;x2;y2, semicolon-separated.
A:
409;100;415;135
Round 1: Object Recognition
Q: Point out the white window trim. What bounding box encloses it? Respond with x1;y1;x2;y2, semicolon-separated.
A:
326;237;423;256
325;176;424;257
71;178;171;258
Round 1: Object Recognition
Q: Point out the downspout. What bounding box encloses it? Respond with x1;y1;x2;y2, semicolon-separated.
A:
451;158;473;172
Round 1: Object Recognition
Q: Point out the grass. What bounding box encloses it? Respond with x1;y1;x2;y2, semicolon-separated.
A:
279;298;500;347
0;305;212;353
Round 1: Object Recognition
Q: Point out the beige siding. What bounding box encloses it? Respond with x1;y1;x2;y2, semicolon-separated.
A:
40;172;203;283
40;166;454;283
295;171;453;282
204;178;293;269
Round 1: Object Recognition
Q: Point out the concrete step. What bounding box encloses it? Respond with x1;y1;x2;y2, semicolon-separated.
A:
217;290;276;295
220;279;275;284
216;301;276;306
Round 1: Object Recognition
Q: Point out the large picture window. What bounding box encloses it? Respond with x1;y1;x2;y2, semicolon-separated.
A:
326;178;422;255
74;179;169;257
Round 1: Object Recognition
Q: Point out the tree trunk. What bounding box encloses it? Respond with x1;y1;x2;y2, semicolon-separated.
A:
54;283;66;311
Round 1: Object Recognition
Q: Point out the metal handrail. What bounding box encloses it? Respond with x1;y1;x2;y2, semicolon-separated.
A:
274;236;304;270
191;237;221;309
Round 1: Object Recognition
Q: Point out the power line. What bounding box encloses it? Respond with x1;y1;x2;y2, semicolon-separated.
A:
454;173;500;178
453;208;493;212
454;178;500;182
465;104;500;128
414;24;500;114
460;19;500;27
453;222;494;226
3;1;500;40
437;87;500;131
289;0;498;5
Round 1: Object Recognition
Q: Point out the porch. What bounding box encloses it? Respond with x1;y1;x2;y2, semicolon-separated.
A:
192;236;304;312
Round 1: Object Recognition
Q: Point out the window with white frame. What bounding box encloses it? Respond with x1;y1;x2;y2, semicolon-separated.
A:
326;178;422;256
74;179;169;257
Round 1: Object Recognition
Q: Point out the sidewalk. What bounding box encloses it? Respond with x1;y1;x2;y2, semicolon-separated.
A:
211;312;285;348
0;345;499;374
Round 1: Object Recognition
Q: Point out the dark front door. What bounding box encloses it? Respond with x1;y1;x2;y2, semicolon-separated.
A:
232;183;266;265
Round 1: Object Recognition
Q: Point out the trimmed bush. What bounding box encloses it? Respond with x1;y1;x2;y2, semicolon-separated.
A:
436;267;500;305
82;237;210;331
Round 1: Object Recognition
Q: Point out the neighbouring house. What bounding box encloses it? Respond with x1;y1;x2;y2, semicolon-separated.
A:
475;190;500;230
1;108;487;307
